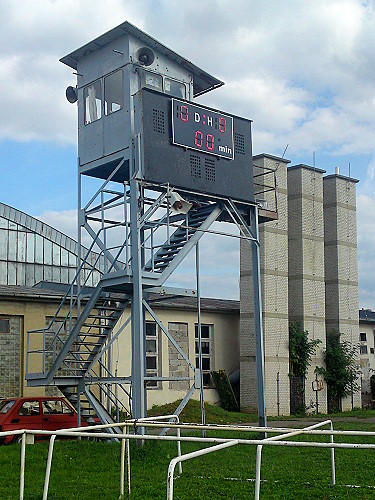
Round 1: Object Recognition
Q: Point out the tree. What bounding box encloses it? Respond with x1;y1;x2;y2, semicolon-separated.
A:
316;330;361;412
289;322;321;414
289;322;321;379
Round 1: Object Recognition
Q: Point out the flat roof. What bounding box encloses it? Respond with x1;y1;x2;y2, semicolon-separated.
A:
60;21;223;97
0;283;239;314
359;308;375;323
253;153;291;164
288;164;326;174
324;173;359;183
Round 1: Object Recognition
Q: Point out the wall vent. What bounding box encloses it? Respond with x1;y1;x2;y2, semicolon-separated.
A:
152;109;165;134
190;155;201;178
234;133;245;155
205;158;216;182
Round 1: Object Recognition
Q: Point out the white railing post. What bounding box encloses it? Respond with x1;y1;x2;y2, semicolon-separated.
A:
255;444;263;500
120;426;126;497
126;424;131;496
43;435;56;500
330;421;336;485
20;432;26;500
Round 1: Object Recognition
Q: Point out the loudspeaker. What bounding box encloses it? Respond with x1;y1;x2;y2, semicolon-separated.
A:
169;191;192;214
136;46;155;66
66;86;78;103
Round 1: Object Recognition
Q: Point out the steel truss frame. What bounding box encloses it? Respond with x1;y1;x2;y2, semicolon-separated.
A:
75;151;267;429
26;151;267;431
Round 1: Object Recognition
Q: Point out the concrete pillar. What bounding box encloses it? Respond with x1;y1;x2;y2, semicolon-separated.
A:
240;154;290;416
323;173;361;410
288;164;327;414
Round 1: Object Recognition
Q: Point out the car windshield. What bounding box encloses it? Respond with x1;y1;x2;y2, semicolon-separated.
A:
0;400;16;414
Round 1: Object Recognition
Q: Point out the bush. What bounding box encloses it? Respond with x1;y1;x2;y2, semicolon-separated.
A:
316;330;361;406
370;374;375;399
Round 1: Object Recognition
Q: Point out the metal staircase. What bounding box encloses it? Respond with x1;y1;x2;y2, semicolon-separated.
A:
144;202;222;281
26;283;131;428
26;194;223;429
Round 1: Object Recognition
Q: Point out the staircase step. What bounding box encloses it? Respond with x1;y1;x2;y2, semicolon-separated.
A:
64;359;91;364
79;333;108;338
153;254;175;264
96;305;124;312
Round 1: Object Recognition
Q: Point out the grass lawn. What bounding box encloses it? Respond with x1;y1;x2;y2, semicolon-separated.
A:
1;402;375;499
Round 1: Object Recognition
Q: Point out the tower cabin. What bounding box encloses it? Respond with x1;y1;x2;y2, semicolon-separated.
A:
61;21;255;205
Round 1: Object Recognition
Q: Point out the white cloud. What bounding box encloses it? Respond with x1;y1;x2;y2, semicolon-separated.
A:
357;192;375;309
2;0;375;305
0;0;374;159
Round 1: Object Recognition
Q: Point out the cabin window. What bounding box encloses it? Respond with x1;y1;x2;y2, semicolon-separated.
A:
140;70;162;92
105;70;123;115
164;77;186;99
84;80;102;124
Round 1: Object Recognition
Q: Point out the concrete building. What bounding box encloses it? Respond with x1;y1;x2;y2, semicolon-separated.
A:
0;284;239;408
240;160;361;415
359;308;375;406
324;173;361;410
287;165;327;414
240;154;290;416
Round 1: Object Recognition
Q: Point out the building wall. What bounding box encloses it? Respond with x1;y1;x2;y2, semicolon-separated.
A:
0;296;73;398
288;165;328;413
324;174;361;410
0;293;239;410
359;319;375;403
0;315;22;397
115;306;239;408
240;154;290;416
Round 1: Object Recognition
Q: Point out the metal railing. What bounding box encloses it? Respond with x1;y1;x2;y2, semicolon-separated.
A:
3;419;375;500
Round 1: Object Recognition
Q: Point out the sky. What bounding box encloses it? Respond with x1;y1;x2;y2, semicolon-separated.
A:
0;0;374;307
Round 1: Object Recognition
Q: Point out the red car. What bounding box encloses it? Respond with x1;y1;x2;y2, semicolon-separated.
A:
0;396;82;444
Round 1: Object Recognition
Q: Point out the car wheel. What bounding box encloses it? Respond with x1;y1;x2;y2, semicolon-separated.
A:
12;435;23;444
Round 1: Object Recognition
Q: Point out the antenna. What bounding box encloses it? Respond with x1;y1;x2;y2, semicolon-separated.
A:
349;162;351;179
281;144;289;159
313;151;315;167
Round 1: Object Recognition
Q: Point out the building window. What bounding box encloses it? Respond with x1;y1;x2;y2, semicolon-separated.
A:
195;324;213;388
370;348;374;354
360;345;368;355
146;322;159;388
105;70;123;115
360;332;367;342
84;80;102;124
0;318;10;333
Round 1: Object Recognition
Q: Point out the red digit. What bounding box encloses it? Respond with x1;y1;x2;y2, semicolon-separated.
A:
195;130;203;147
218;117;226;133
206;134;214;151
180;105;189;122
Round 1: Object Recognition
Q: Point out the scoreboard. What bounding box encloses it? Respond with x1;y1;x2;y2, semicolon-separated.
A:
134;89;254;204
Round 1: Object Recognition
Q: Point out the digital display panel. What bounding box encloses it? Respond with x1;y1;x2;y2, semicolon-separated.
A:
172;99;234;160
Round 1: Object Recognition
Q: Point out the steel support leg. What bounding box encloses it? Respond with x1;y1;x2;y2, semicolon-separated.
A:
251;206;267;430
130;178;146;426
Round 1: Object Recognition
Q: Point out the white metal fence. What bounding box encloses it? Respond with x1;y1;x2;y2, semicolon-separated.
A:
1;418;375;499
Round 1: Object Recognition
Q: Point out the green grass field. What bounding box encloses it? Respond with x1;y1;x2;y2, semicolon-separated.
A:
1;402;375;499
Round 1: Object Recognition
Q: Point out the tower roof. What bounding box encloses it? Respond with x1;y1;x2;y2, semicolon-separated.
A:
60;21;223;97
